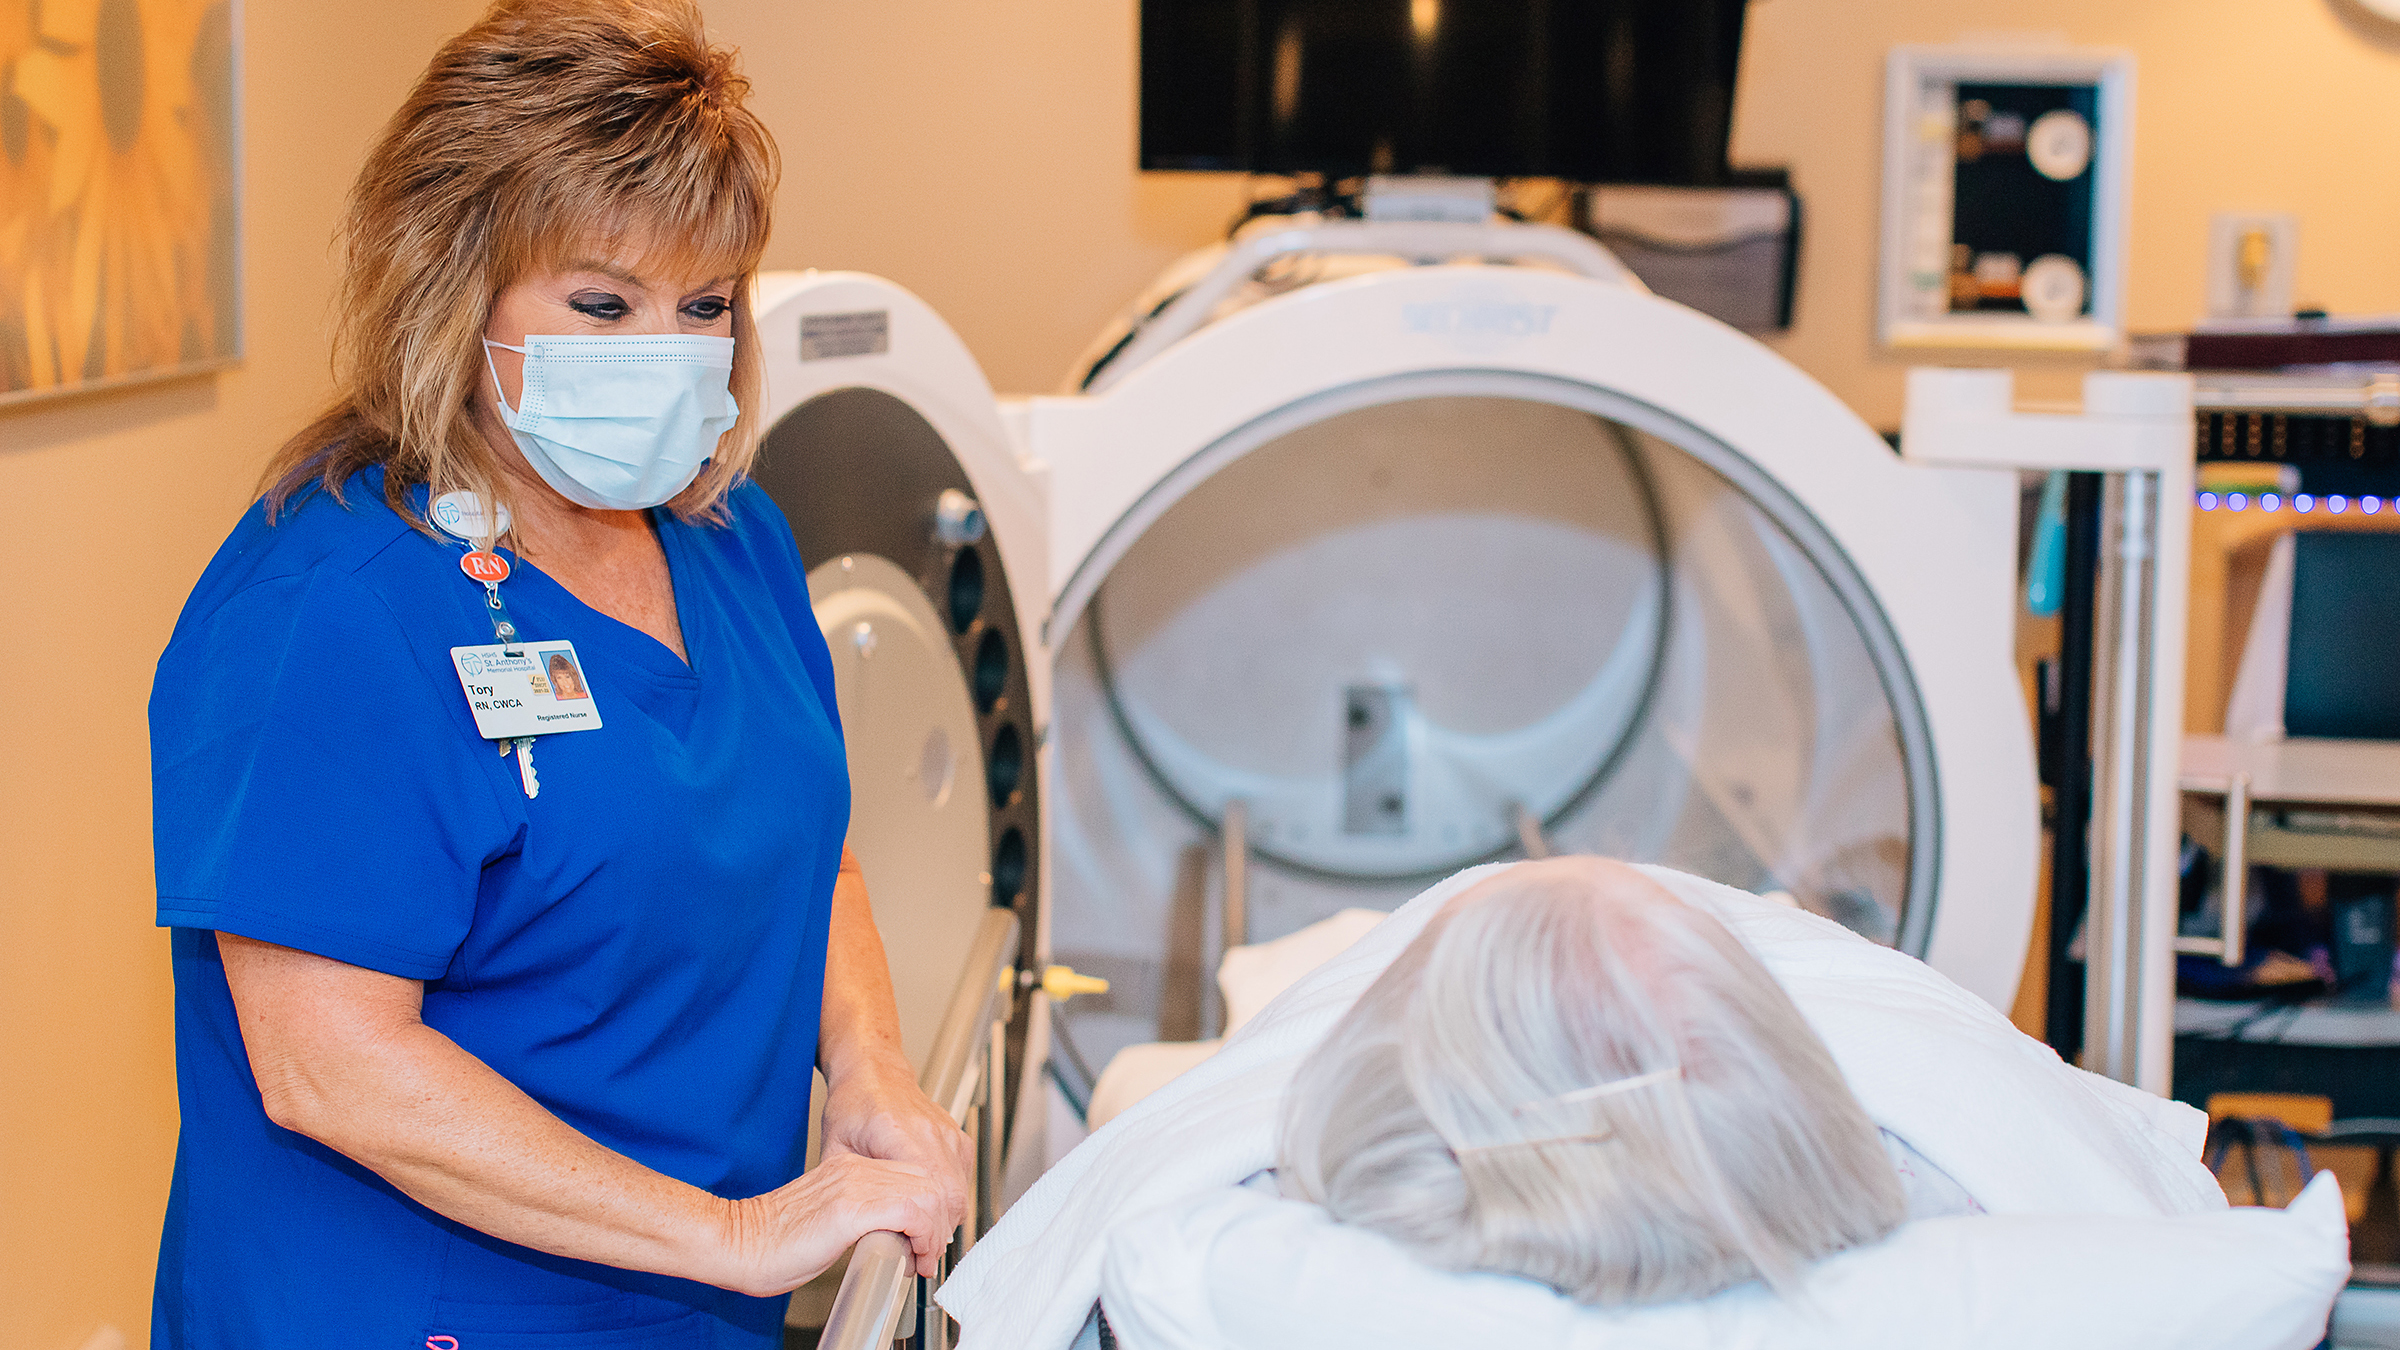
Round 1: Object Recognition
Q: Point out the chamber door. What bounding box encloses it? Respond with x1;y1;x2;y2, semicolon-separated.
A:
810;553;993;1070
753;388;1039;1079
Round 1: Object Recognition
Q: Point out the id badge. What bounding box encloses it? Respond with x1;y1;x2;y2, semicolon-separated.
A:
449;641;605;740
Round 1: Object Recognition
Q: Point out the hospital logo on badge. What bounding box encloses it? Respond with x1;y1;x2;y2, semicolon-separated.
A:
460;653;485;678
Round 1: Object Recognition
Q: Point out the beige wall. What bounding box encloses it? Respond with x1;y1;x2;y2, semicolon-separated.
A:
0;2;482;1344
5;0;2399;1341
711;0;2400;411
714;0;1254;396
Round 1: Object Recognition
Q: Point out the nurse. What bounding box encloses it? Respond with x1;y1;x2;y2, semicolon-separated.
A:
147;1;964;1344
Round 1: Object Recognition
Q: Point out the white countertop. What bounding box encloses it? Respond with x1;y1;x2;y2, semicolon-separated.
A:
2181;734;2400;807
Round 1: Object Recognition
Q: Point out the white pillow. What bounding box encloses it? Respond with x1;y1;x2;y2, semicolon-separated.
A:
1218;908;1389;1034
1100;1173;2351;1350
1086;908;1388;1130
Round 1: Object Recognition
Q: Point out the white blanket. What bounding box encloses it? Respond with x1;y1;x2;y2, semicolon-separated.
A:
939;865;2224;1350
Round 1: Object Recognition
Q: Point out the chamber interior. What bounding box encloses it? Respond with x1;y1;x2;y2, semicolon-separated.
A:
1049;392;1917;1065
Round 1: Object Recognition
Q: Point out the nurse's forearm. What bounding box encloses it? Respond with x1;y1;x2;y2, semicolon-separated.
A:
219;933;942;1295
818;845;913;1087
223;933;736;1279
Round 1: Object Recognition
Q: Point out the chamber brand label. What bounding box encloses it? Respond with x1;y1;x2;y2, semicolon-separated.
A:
801;310;891;360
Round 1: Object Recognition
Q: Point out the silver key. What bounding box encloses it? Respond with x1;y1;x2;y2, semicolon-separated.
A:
514;737;540;799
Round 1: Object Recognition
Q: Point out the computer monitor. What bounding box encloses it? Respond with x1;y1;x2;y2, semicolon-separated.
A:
2286;531;2400;741
1139;0;1750;183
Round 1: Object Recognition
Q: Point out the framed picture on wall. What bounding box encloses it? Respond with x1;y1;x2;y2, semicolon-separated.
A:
1;0;242;407
1878;45;2132;353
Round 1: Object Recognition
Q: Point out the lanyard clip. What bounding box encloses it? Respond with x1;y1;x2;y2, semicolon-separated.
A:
460;551;521;653
484;584;523;653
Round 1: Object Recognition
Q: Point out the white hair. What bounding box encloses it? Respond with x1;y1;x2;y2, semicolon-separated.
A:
1277;859;1905;1305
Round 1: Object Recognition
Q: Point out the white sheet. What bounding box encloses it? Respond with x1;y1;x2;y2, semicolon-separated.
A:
939;864;2223;1350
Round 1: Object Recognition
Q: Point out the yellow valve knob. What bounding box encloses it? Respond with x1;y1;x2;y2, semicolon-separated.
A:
1041;965;1110;1001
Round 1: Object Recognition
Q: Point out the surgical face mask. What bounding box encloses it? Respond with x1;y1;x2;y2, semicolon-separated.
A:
483;333;740;511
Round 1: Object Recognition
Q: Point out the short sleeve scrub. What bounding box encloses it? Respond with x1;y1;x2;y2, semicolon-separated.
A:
149;469;847;1348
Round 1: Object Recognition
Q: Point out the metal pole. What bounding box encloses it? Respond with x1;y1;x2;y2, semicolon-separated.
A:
1222;799;1250;958
1511;802;1553;859
1197;802;1252;1039
1161;844;1209;1043
2085;472;2160;1086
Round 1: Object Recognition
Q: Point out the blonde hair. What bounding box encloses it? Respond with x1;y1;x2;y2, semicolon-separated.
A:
1279;859;1903;1305
260;0;779;532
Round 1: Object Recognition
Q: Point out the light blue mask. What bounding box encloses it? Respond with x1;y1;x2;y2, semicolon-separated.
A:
484;333;740;511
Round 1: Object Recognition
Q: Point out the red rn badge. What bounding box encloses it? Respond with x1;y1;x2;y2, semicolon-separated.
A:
460;551;511;585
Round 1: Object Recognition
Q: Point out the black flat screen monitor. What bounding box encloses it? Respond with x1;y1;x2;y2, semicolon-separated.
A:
2286;531;2400;741
1141;0;1749;183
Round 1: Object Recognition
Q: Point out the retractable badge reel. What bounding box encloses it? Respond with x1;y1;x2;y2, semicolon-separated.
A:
433;492;604;799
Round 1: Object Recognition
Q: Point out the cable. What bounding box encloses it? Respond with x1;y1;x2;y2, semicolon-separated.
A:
1227;174;1365;236
1047;1004;1102;1106
1044;1059;1090;1124
1086;418;1676;887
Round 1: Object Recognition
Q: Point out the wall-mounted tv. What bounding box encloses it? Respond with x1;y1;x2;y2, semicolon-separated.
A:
1141;0;1750;183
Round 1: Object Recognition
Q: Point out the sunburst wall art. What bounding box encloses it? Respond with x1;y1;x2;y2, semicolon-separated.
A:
2;0;239;406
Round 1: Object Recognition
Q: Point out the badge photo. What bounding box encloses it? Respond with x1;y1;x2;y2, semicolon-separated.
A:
538;648;592;702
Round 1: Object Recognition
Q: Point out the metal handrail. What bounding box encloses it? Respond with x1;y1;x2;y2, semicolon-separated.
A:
820;1232;915;1349
818;907;1021;1350
921;909;1020;1122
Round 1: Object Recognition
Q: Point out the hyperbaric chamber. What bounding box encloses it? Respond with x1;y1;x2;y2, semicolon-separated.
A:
746;228;2039;1116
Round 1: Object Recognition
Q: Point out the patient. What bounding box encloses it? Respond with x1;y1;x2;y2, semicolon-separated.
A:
1277;856;1906;1305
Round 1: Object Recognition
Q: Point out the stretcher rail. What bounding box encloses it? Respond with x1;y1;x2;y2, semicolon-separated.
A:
818;906;1020;1350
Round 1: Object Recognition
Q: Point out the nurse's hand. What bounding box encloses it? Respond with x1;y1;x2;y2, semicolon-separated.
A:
721;1151;954;1292
819;1057;974;1238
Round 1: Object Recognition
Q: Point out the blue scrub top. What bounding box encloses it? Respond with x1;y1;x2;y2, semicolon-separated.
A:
149;468;848;1348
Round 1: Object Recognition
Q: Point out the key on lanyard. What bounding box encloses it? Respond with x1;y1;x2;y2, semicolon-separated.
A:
462;550;541;800
511;736;540;797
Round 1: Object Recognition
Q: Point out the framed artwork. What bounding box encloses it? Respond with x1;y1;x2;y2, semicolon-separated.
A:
1878;45;2133;353
2;0;241;406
